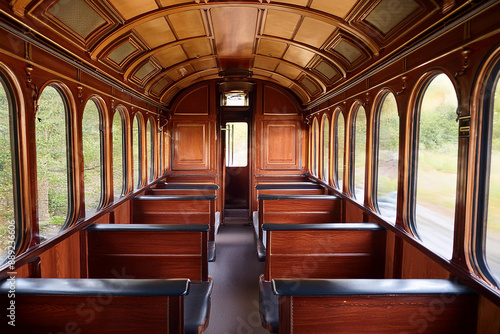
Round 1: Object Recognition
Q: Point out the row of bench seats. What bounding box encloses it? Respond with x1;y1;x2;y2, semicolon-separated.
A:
254;179;478;334
0;181;219;333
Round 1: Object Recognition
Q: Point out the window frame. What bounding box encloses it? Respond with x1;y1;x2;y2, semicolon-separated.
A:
471;51;500;286
82;97;105;214
321;113;330;184
372;89;400;221
0;67;22;262
132;113;143;190
407;70;459;258
35;82;76;240
349;102;367;203
311;118;320;177
332;108;345;191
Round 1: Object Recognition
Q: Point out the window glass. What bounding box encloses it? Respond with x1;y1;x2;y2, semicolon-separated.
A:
353;105;367;202
335;111;345;190
146;118;152;182
0;76;17;262
415;74;458;259
82;100;102;215
133;114;141;190
36;86;70;240
225;122;248;167
486;74;500;281
159;128;163;175
376;93;399;222
312;118;319;176
221;91;248;106
112;109;125;200
322;115;330;183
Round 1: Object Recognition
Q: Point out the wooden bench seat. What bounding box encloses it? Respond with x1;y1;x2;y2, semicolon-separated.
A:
85;223;213;333
255;194;341;261
272;278;478;334
132;195;217;261
0;278;191;333
86;223;209;281
259;222;386;333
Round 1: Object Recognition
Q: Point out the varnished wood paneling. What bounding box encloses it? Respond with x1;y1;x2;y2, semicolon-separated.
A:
172;121;210;170
477;296;500;334
39;233;80;278
401;243;451;279
173;85;210;115
262;120;301;170
286;294;477;334
0;295;182;334
263;85;299;115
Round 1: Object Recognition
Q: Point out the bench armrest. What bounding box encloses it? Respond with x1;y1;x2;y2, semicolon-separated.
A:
272;278;475;296
87;223;210;232
262;223;385;231
0;278;190;297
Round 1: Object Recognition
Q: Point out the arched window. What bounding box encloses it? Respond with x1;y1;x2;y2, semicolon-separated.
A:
475;56;500;285
159;127;163;175
36;85;72;241
375;92;399;222
312;118;319;176
0;72;19;262
112;108;126;200
133;114;142;190
322;115;330;183
82;99;103;215
413;73;458;259
352;104;367;202
485;68;500;284
146;117;155;182
334;110;345;190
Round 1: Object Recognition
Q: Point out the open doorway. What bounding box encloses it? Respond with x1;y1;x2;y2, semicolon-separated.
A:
223;121;250;218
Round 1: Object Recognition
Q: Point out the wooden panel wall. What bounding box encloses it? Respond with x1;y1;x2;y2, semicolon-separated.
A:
172;121;210;170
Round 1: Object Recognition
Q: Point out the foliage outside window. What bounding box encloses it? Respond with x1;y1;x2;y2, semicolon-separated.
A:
376;93;399;222
486;73;500;282
353;105;367;202
112;109;125;200
414;73;458;259
0;76;17;262
322;115;330;183
36;86;70;240
82;100;102;215
335;111;345;190
133;114;141;190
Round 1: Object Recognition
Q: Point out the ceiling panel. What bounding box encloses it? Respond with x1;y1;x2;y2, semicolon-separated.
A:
315;61;338;80
271;74;293;88
263;10;301;40
300;76;320;95
169;10;206;40
310;0;359;18
159;0;193;7
106;0;158;21
254;56;279;71
134;17;175;49
151;77;171;96
294;17;336;49
192;58;218;71
276;63;301;80
331;40;362;63
365;0;420;34
283;45;315;67
271;0;310;6
134;61;157;80
256;39;288;58
168;64;195;82
182;39;213;59
107;40;138;65
155;45;187;68
47;0;106;38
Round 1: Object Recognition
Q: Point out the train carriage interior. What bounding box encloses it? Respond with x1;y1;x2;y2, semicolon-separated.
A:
1;0;500;332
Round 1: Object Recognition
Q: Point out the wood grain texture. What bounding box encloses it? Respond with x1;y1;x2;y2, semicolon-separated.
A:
282;294;477;334
0;294;183;333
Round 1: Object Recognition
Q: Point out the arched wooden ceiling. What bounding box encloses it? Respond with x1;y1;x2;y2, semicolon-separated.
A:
11;0;438;106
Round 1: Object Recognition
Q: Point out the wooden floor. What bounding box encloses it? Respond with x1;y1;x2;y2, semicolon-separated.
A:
205;219;270;334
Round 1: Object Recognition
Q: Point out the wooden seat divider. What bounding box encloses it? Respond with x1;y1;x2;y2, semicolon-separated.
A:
259;222;386;333
272;278;478;334
255;194;341;261
0;278;190;333
132;195;217;261
84;223;212;334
